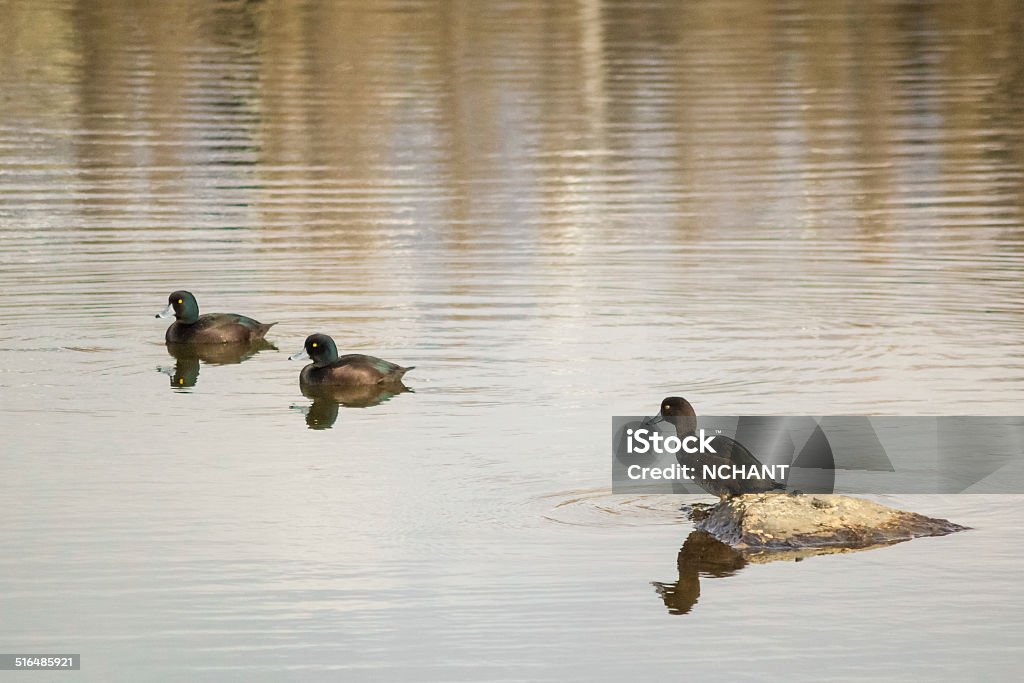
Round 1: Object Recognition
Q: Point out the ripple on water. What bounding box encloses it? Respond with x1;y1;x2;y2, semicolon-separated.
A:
539;488;697;527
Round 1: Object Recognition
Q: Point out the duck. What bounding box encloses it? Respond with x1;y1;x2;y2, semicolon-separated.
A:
289;333;414;386
156;290;277;345
643;396;785;500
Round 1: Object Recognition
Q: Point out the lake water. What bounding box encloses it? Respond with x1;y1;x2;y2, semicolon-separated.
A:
2;0;1024;679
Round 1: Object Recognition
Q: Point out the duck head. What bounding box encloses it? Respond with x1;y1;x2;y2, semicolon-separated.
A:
289;333;339;367
643;396;698;435
156;290;200;324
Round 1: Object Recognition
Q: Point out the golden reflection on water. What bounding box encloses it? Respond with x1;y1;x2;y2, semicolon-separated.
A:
3;1;1022;237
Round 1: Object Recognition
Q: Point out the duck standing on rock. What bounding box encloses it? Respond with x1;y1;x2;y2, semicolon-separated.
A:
643;396;786;500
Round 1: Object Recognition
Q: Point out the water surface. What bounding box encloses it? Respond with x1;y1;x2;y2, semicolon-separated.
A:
2;0;1024;679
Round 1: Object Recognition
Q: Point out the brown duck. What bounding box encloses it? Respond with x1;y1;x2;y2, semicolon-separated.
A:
156;290;276;345
289;333;414;387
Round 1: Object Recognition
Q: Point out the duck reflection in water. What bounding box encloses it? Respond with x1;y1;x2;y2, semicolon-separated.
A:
652;528;899;615
158;339;276;389
294;382;413;430
652;531;748;615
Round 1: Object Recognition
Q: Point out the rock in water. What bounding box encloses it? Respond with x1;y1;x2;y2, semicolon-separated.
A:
694;493;968;550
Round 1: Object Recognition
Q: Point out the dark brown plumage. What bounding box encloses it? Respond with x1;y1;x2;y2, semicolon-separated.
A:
157;290;276;345
290;333;414;387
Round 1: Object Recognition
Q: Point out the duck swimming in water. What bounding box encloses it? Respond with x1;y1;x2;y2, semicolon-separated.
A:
644;396;785;500
289;333;414;387
156;290;277;345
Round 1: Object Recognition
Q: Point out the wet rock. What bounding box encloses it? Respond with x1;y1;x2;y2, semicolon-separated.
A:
693;493;968;550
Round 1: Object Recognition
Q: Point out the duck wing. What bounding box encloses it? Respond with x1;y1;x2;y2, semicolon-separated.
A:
680;435;783;497
333;354;396;373
196;314;276;339
330;354;414;383
195;313;249;329
713;435;769;469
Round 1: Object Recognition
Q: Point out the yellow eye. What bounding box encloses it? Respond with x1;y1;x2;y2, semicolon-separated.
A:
312;342;318;348
179;378;184;385
177;299;183;304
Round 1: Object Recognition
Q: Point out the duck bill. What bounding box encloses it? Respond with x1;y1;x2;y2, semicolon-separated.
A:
289;349;310;361
640;414;664;428
155;303;175;319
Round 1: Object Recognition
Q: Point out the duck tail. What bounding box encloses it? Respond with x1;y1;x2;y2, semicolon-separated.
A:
383;365;415;383
255;321;278;340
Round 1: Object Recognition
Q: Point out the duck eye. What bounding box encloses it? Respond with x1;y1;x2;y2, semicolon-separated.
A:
177;299;183;304
311;342;317;348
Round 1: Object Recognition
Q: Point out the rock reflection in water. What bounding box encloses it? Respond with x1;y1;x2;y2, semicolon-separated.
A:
652;529;908;615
